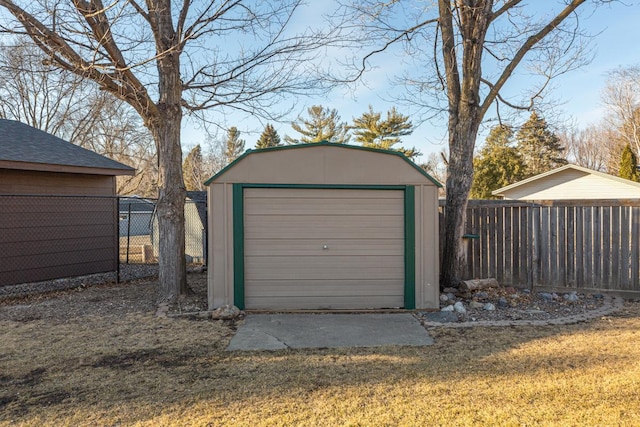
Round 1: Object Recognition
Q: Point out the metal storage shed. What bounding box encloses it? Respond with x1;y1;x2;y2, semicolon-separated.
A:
204;142;442;311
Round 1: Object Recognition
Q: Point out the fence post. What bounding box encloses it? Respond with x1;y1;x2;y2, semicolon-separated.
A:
126;202;132;264
116;196;121;284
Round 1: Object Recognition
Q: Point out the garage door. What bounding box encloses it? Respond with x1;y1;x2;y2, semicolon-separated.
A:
243;188;405;309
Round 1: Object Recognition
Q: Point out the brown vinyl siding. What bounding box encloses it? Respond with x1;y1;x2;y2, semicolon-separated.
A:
243;188;404;310
0;194;118;287
0;169;115;195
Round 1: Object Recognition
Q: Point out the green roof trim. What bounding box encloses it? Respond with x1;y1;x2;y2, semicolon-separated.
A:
203;141;443;187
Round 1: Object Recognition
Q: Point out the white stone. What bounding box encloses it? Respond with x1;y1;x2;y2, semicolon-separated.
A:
441;305;455;312
453;301;466;313
483;303;496;311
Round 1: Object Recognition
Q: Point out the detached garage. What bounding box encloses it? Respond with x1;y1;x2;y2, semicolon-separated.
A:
205;142;441;311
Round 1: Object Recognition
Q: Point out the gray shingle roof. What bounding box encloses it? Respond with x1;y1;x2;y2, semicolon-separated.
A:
0;119;135;173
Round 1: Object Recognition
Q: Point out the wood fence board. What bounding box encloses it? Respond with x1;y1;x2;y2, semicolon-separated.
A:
512;207;520;286
521;206;530;286
584;207;593;288
558;207;567;286
632;207;640;290
488;207;497;280
531;207;540;286
504;206;512;285
496;206;504;284
602;207;611;288
566;206;575;287
611;207;620;289
540;207;550;286
593;207;603;287
575;207;584;287
472;208;481;279
481;207;489;279
619;207;630;289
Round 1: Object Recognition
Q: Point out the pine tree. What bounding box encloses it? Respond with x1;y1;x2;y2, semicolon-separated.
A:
255;123;282;149
471;125;525;199
224;127;245;163
516;112;567;178
182;144;204;191
619;143;640;182
351;106;419;158
285;105;350;144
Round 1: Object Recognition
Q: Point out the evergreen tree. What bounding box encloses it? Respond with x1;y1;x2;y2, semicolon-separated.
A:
285;105;350;144
182;145;204;191
516;112;567;178
351;106;419;158
255;123;282;149
619;143;640;182
224;127;245;163
471;125;525;199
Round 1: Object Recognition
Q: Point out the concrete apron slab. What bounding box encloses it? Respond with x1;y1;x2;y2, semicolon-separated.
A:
226;313;434;351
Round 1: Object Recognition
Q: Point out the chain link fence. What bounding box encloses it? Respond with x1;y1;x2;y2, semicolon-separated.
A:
1;193;207;297
119;195;207;265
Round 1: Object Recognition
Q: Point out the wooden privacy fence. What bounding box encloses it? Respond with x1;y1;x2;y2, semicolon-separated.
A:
439;199;640;296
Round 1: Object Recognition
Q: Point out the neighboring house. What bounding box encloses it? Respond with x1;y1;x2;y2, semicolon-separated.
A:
492;164;640;200
151;191;207;263
205;142;442;311
119;196;155;237
0;119;135;287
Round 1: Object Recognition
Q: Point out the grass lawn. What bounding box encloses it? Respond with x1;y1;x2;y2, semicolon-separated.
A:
1;274;639;426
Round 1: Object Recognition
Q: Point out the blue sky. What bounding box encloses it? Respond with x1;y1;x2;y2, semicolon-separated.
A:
182;1;640;163
2;1;635;162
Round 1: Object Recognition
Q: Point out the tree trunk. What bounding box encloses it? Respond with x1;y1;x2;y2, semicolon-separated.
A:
152;112;188;300
150;17;189;300
440;120;481;289
438;1;491;290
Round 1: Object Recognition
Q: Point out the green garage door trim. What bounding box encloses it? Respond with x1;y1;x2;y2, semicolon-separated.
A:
232;183;416;310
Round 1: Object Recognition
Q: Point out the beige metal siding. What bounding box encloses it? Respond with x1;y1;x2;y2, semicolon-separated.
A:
214;145;430;185
244;188;404;309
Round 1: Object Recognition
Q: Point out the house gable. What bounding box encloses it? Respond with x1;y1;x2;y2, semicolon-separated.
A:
493;164;640;200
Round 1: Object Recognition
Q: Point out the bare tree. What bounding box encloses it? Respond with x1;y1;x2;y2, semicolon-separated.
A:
0;38;158;196
0;39;102;138
0;0;346;300
420;151;448;197
561;125;614;172
343;0;604;287
602;66;640;156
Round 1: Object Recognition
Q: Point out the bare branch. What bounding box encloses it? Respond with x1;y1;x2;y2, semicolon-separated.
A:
479;0;586;119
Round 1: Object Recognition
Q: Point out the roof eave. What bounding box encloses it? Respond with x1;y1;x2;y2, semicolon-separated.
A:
0;159;136;176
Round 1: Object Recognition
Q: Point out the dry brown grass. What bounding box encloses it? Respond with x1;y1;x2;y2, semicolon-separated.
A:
1;279;639;427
